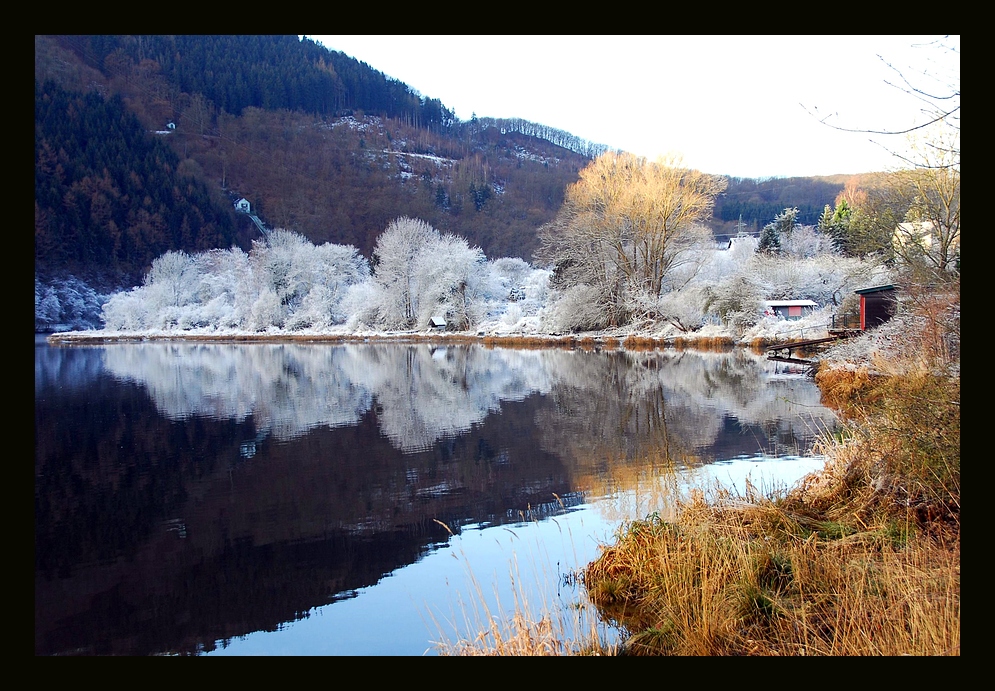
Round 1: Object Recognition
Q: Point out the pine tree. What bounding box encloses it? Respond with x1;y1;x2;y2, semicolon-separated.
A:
757;221;782;255
818;200;853;255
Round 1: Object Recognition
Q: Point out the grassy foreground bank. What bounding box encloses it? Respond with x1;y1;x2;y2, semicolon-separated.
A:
439;285;960;656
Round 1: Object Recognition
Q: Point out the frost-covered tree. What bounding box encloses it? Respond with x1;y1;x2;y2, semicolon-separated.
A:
757;207;798;257
757;221;783;256
655;283;712;332
35;280;62;327
704;275;765;330
101;233;369;333
890;129;960;278
537;152;726;327
101;251;197;331
411;232;488;330
482;257;551;331
371;217;439;329
101;286;146;331
750;252;888;307
143;250;200;329
283;236;371;330
366;217;491;331
781;224;833;259
195;247;253;330
209;230;371;331
540;284;610;332
35;274;112;331
339;281;380;331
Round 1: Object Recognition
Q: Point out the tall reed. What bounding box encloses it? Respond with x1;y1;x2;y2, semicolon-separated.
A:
430;515;620;656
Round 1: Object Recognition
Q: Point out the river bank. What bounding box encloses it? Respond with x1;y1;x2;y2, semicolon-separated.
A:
45;320;822;358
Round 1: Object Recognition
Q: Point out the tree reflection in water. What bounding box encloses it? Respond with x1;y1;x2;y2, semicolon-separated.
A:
35;341;836;655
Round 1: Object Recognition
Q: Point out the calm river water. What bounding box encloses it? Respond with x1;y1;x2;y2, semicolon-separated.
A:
35;335;838;656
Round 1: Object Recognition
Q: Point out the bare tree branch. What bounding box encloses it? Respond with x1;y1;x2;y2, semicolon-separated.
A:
803;36;959;144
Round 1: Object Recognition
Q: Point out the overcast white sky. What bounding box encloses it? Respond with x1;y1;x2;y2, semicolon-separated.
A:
307;35;958;179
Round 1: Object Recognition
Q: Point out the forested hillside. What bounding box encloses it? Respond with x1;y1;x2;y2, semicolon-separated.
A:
35;35;863;329
35;80;241;283
715;175;855;235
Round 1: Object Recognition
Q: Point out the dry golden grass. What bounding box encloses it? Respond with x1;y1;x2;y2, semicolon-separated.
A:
673;336;735;352
748;337;771;353
813;365;878;414
622;334;663;350
481;334;576;350
437;610;618;656
584;472;960;656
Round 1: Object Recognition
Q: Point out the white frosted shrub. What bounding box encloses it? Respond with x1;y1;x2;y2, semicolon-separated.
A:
36;283;62;325
500;302;523;326
285;284;334;330
657;284;711;332
191;248;250;329
101;288;148;331
143;251;198;315
412;234;488;330
194;295;234;331
247;288;283;331
340;281;380;330
515;265;551;314
111;235;373;333
704;275;764;328
371;217;440;329
540;285;609;332
782;225;832;259
478;259;550;328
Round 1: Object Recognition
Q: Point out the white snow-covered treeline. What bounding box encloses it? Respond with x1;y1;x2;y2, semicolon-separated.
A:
88;216;889;340
99;218;551;336
36;275;116;333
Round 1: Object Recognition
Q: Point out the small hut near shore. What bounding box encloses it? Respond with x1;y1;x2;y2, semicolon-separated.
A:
762;300;818;321
855;284;897;330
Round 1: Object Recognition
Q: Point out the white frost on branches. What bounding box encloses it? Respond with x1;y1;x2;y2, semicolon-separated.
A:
93;212;889;342
101;231;369;333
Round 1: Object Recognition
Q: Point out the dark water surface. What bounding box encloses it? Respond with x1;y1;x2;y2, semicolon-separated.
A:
35;336;837;655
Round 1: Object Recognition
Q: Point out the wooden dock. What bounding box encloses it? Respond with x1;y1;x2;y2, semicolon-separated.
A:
765;336;841;351
765;332;858;366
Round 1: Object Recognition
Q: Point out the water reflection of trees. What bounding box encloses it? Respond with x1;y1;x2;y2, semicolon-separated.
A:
96;343;555;454
533;348;836;495
93;341;835;533
36;342;836;655
97;343;833;458
36;345;572;655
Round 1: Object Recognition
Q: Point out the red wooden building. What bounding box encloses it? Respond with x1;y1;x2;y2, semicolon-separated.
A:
855;284;897;330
